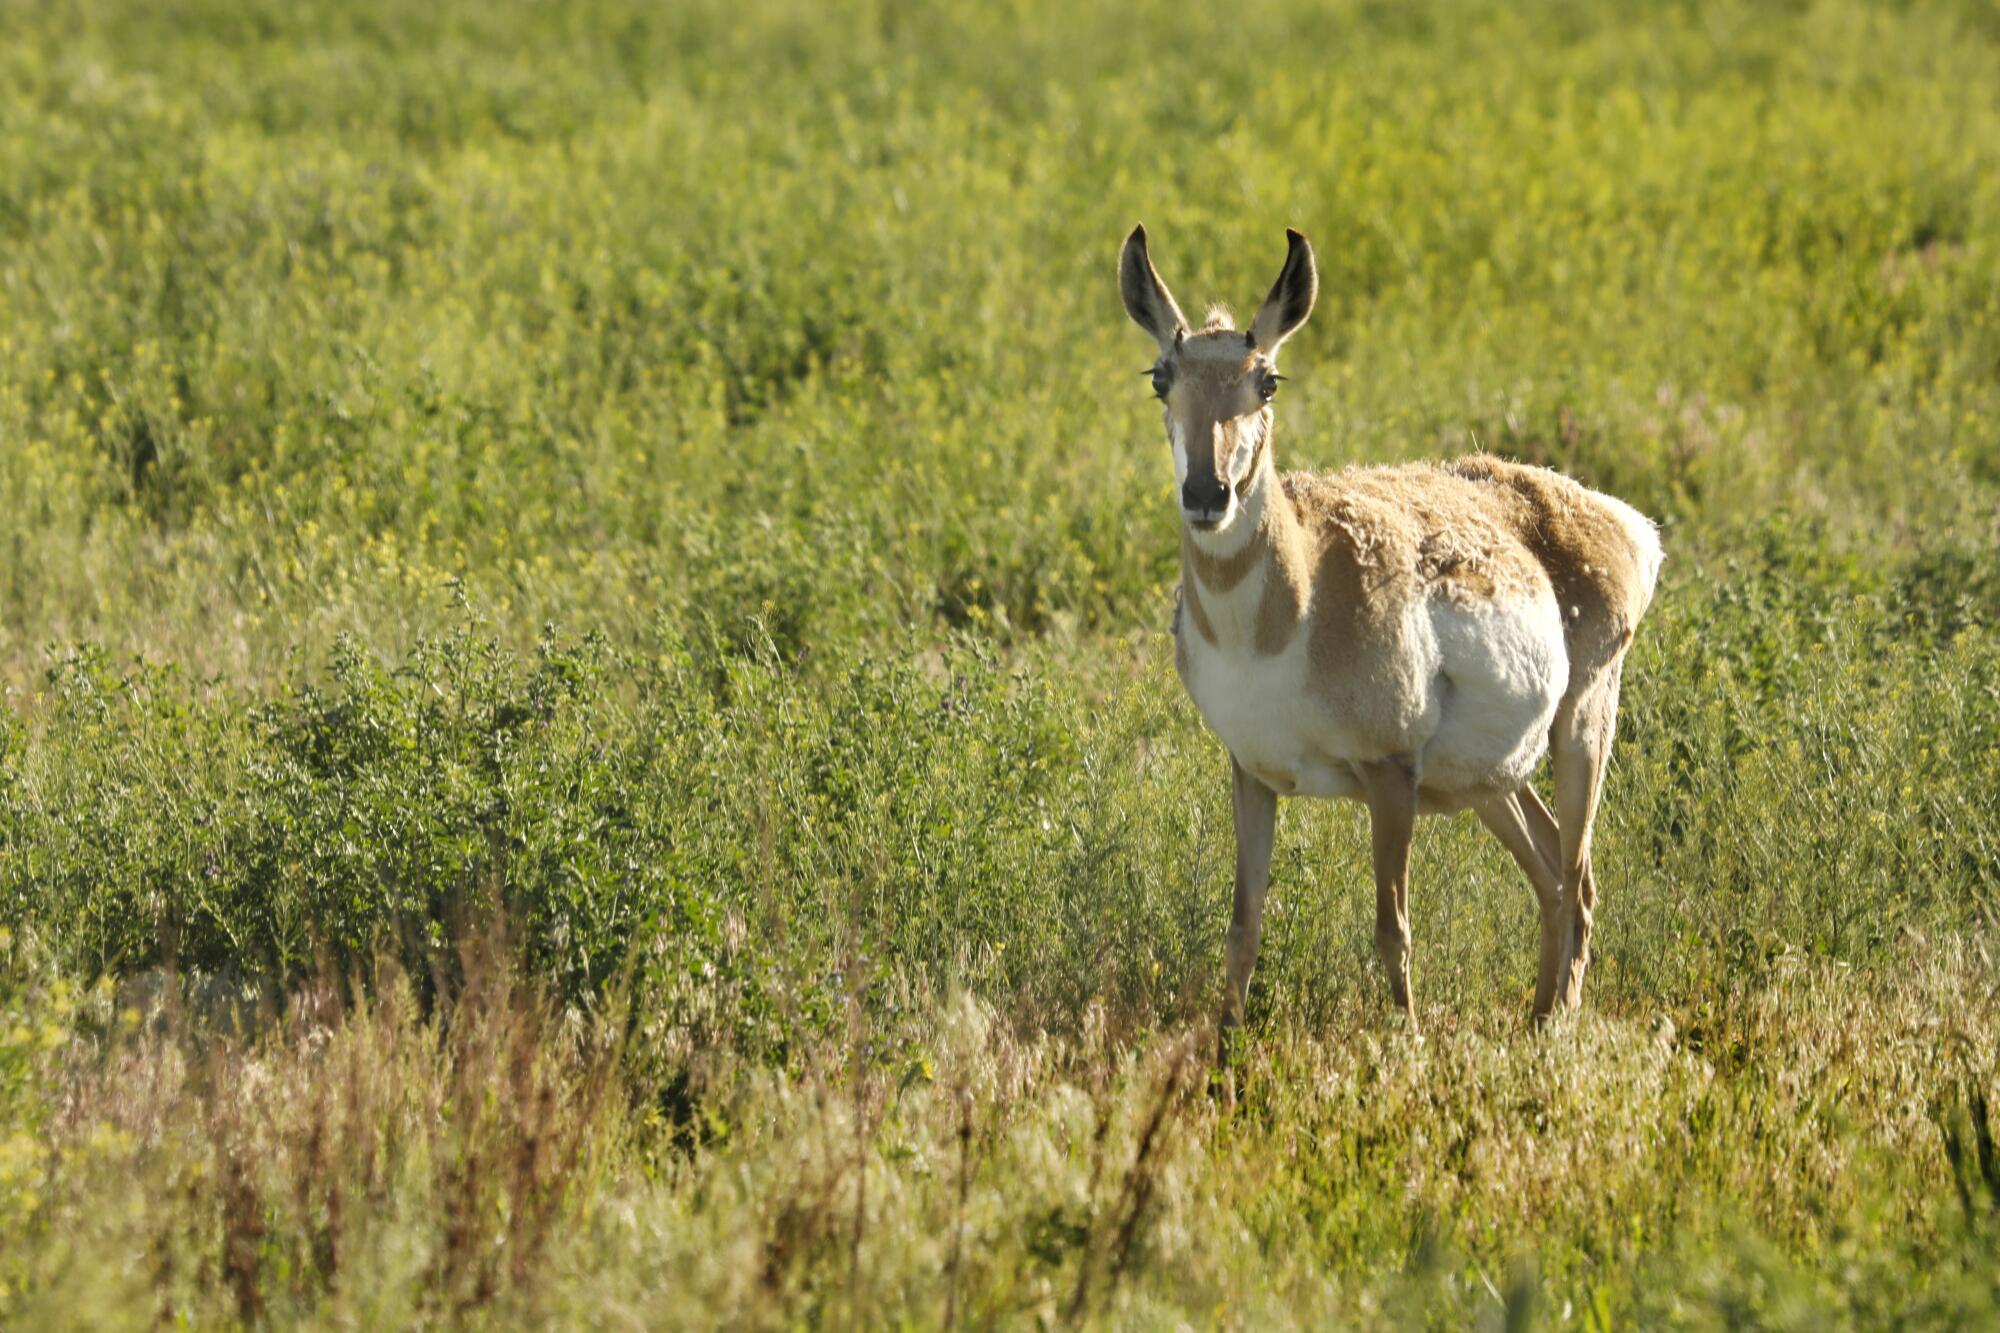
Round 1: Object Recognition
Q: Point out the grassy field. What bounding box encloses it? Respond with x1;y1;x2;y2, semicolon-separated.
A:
4;0;2000;1324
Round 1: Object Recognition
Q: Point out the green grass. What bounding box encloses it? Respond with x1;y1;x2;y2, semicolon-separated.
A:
3;0;2000;1324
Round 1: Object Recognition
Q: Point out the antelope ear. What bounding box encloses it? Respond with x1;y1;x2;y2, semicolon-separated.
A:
1119;224;1189;354
1249;228;1317;354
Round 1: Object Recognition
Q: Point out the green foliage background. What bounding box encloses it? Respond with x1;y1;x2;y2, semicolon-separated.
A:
2;0;1999;1324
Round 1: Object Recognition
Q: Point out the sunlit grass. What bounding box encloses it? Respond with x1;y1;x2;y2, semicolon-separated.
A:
2;0;1999;1323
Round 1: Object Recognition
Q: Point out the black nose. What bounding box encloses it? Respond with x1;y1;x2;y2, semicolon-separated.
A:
1182;477;1228;514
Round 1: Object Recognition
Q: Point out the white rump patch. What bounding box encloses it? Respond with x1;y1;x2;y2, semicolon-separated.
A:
1599;493;1665;603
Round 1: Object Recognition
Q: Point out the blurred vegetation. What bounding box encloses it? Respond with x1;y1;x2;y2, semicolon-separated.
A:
2;0;1999;1324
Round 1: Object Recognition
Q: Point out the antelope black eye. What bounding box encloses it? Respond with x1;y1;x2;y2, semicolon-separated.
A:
1258;372;1282;401
1150;366;1173;399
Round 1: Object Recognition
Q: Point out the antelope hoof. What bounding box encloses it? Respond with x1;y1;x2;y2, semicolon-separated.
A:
1374;929;1413;1013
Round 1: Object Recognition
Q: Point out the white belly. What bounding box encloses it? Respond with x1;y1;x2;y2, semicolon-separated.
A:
1178;593;1567;803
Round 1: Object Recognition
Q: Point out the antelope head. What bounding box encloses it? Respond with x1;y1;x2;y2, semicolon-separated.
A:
1119;225;1318;535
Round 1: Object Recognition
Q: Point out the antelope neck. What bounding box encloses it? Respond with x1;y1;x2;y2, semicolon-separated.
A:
1179;453;1309;652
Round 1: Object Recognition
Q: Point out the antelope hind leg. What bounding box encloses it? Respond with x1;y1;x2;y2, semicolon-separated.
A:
1550;670;1621;1011
1474;788;1568;1023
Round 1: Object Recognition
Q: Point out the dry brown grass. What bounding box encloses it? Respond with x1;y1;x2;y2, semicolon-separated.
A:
2;934;1995;1327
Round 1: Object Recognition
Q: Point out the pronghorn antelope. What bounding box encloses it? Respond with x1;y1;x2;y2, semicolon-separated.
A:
1119;225;1662;1038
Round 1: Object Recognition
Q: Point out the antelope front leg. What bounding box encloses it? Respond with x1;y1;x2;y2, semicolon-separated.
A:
1357;757;1419;1020
1220;757;1278;1058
